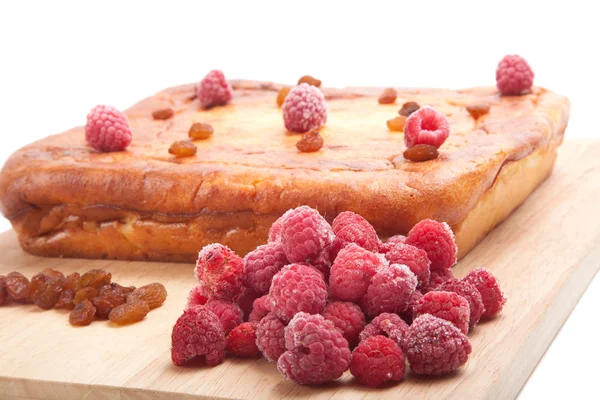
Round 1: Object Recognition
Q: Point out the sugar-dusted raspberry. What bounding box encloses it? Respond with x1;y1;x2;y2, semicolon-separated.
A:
282;83;328;133
378;234;406;254
462;267;507;318
195;244;244;300
496;55;534;96
400;290;424;324
350;335;405;387
415;291;470;334
269;264;328;322
405;219;457;272
404;106;450;149
279;206;334;265
85;105;132;152
248;294;272;324
322;301;366;348
332;211;380;252
268;209;294;243
385;243;431;289
329;243;387;303
256;312;287;362
244;242;288;295
171;306;226;366
278;312;351;385
197;69;233;108
204;299;244;334
359;312;409;346
361;264;417;318
403;314;472;375
226;322;259;357
438;279;485;328
422;268;455;293
186;285;210;308
233;286;259;319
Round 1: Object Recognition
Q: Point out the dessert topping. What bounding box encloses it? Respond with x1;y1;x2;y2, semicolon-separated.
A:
404;106;450;149
85;105;132;152
188;122;214;140
297;75;322;87
386;116;407;132
403;144;439;162
276;87;291;107
152;108;174;120
496;54;534;95
399;101;420;117
296;128;324;152
169;140;197;157
466;103;490;119
197;69;233;108
282;83;327;133
378;88;397;104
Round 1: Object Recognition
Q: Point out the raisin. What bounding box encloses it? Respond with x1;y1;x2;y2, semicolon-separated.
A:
399;101;420;117
188;123;214;140
296;129;324;153
127;283;167;309
73;287;99;305
109;300;150;325
466;103;490;119
74;269;111;292
276;87;291;107
378;88;397;104
169;140;197;157
63;273;80;290
387;116;407;132
101;282;135;299
92;290;126;319
152;108;174;120
403;144;439;162
69;299;96;326
297;75;322;88
55;289;75;310
0;276;7;306
41;268;65;281
29;273;64;310
5;272;30;303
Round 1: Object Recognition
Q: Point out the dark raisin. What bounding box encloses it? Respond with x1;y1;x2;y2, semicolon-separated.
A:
387;116;407;132
74;269;111;292
73;287;99;305
378;88;397;104
127;283;167;309
109;301;150;325
29;273;64;310
296;129;324;153
399;101;420;117
152;108;174;120
466;103;490;119
69;299;96;326
41;268;65;281
297;75;321;88
63;273;80;290
169;140;197;157
276;87;291;107
5;272;30;303
55;289;75;310
92;290;126;319
188;123;214;140
0;276;7;305
403;144;439;162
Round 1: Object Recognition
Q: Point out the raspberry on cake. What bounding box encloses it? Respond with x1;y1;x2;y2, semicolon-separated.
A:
85;105;132;152
496;55;534;96
282;83;327;133
404;106;450;149
197;69;233;108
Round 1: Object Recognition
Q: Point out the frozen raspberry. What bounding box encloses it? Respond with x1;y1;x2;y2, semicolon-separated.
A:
197;69;233;108
322;301;366;348
378;234;406;254
204;299;244;334
269;263;328;322
248;294;272;324
404;106;450;149
462;267;507;318
422;268;455;293
403;314;472;375
279;206;334;265
233;286;259;319
332;211;380;252
329;243;387;303
438;279;485;328
85;105;132;152
171;306;226;366
186;285;210;308
361;264;417;318
385;243;431;289
256;312;287;362
496;55;534;96
415;291;470;334
244;242;288;295
195;244;244;300
359;312;409;346
350;335;405;387
405;219;457;272
400;290;424;324
282;83;328;133
268;209;294;243
226;322;259;357
278;312;351;385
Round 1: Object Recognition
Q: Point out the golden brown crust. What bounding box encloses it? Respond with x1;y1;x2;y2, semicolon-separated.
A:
0;81;570;262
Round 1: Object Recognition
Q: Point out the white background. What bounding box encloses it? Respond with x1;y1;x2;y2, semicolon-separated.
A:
0;1;598;398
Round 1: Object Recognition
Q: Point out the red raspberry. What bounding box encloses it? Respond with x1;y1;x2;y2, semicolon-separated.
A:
350;335;405;387
267;209;294;243
282;83;328;133
496;55;534;96
226;322;259;357
329;243;387;303
171;306;226;366
279;206;334;265
195;244;244;300
400;290;424;324
278;312;351;385
332;211;380;252
256;312;287;362
403;314;472;375
85;105;132;152
378;234;406;254
359;312;409;346
422;268;455;293
186;285;209;308
462;267;507;318
405;219;457;272
385;243;431;289
204;299;244;334
415;291;470;334
322;301;366;348
404;106;450;149
269;263;328;322
244;242;288;295
437;279;485;328
197;69;233;108
248;294;272;324
360;264;417;318
233;286;259;319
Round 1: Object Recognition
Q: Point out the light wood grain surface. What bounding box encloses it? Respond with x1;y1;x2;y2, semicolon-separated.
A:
1;141;599;400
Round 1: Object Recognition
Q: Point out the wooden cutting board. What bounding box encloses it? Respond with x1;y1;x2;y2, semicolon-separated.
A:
1;141;599;400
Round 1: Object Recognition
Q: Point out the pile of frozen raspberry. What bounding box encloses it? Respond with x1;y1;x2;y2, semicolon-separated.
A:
171;206;507;387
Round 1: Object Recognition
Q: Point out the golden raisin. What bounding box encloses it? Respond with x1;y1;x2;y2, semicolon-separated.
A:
152;108;174;120
5;272;30;303
92;287;127;319
55;289;75;310
127;283;167;309
75;269;111;292
0;276;7;306
109;300;150;325
63;273;80;291
73;287;99;305
297;75;322;87
69;299;96;326
41;268;65;281
169;140;197;157
399;101;420;117
101;282;136;298
403;144;439;162
29;273;64;310
296;129;324;153
387;116;407;132
188;123;214;140
466;103;490;119
378;88;397;104
276;87;291;107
